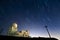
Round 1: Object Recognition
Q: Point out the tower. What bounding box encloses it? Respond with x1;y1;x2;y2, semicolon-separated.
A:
45;25;51;38
7;23;18;36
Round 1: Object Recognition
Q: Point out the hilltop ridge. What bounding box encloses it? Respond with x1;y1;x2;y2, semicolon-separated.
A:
0;35;58;40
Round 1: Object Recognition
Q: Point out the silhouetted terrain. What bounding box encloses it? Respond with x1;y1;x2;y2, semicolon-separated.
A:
0;35;58;40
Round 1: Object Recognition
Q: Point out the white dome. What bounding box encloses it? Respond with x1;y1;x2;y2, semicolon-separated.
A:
13;23;18;28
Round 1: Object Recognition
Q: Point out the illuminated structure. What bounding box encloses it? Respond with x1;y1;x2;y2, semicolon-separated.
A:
15;30;29;37
7;23;29;37
7;23;18;36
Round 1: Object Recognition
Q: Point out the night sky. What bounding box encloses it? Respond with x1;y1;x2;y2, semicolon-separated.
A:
0;0;60;39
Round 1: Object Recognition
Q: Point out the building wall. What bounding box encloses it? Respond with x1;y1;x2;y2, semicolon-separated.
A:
15;30;29;37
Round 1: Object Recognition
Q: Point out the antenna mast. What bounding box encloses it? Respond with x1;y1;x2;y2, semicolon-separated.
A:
45;25;51;38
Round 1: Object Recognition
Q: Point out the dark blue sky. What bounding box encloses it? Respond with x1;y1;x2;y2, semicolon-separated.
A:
0;0;60;39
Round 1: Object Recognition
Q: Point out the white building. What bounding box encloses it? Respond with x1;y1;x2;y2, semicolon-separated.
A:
7;23;29;37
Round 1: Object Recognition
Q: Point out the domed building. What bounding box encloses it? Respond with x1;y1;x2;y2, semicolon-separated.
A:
7;23;29;37
7;23;18;36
